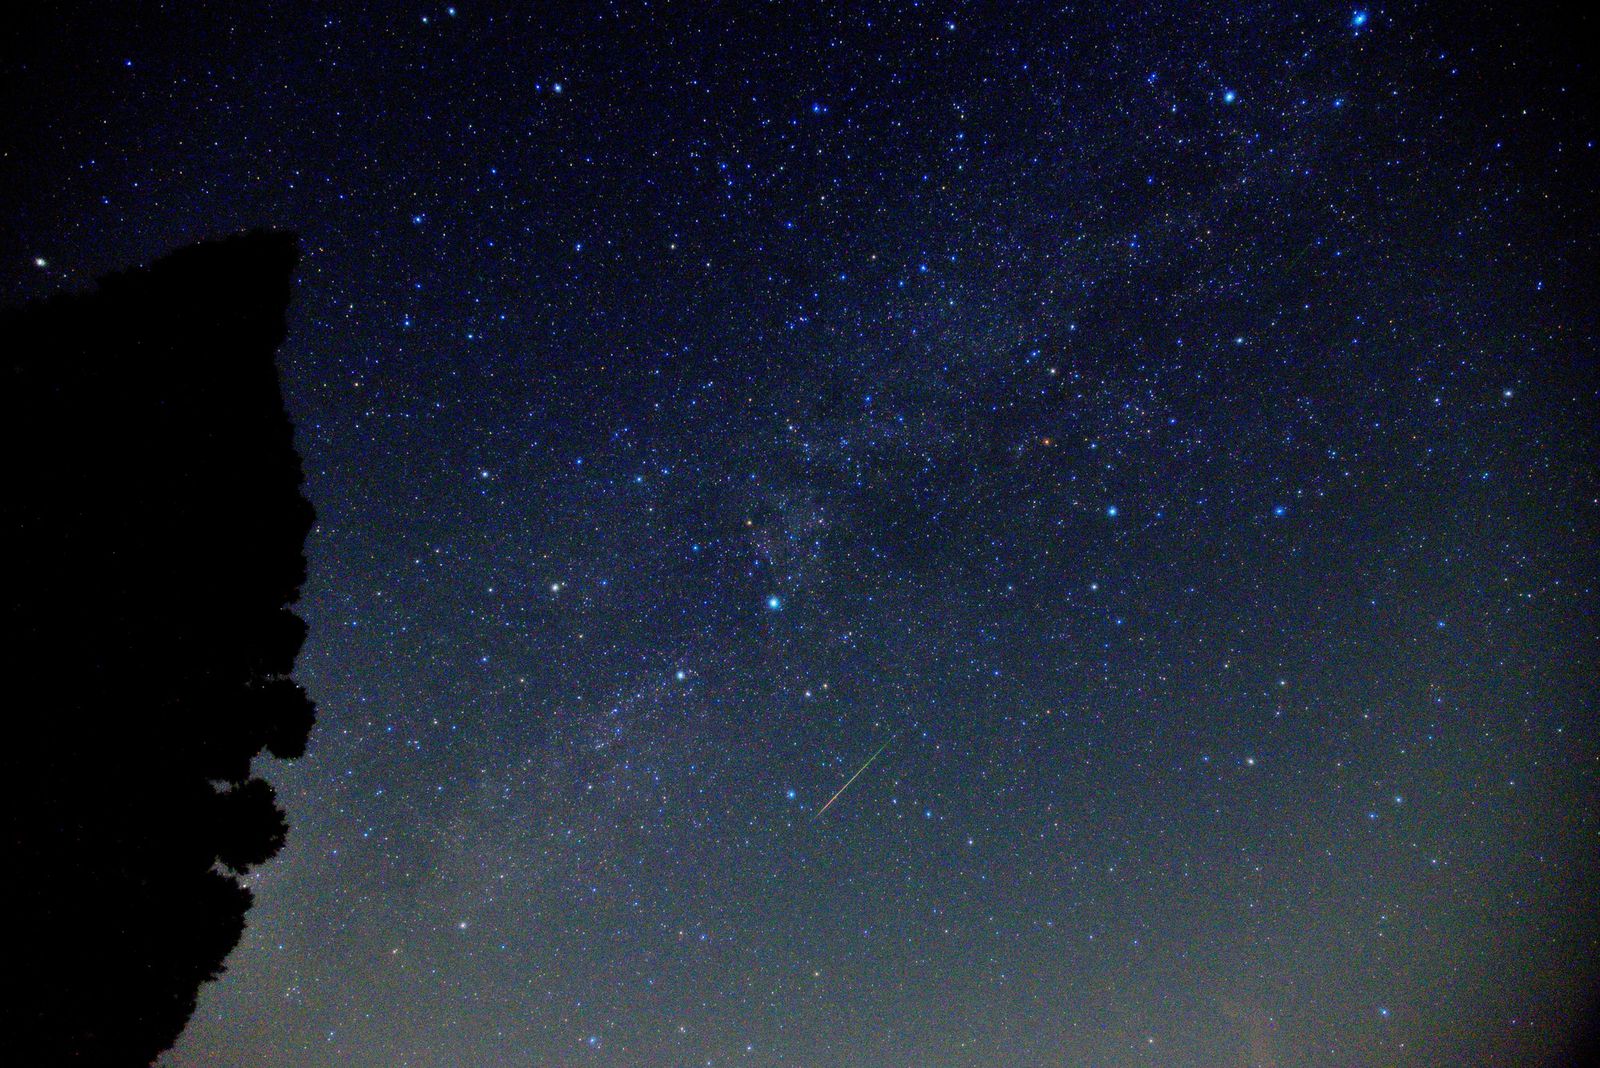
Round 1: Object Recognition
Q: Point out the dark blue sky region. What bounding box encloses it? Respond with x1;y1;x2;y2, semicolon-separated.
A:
3;3;1596;1066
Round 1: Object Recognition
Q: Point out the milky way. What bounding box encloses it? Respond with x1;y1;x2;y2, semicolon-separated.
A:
4;3;1596;1065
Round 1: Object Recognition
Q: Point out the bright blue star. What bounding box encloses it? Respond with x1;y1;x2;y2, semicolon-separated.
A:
1106;506;1119;518
1351;10;1369;28
1222;89;1237;105
766;595;783;611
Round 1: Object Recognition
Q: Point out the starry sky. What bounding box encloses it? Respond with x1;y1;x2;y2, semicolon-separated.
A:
3;3;1597;1066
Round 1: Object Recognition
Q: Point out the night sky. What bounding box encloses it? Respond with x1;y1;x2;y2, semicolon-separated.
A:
4;3;1597;1066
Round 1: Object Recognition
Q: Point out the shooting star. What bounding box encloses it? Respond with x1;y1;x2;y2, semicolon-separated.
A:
812;739;891;821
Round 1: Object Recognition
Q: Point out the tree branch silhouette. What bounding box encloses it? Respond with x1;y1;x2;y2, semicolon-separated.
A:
3;231;317;1066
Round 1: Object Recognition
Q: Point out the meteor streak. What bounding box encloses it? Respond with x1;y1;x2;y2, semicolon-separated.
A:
812;739;891;821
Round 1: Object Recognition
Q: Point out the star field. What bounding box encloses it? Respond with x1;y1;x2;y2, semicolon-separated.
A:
2;3;1596;1066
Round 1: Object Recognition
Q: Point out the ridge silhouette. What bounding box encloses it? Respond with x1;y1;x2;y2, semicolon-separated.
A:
2;231;316;1066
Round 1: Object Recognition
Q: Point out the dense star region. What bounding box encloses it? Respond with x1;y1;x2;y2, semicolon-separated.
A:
3;3;1595;1067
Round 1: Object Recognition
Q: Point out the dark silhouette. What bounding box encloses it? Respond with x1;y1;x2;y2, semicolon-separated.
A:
2;231;316;1066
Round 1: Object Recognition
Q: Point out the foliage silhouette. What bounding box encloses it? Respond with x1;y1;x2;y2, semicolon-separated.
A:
2;231;316;1066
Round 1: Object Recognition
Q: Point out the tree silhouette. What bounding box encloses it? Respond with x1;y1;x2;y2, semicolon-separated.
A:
2;231;317;1066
